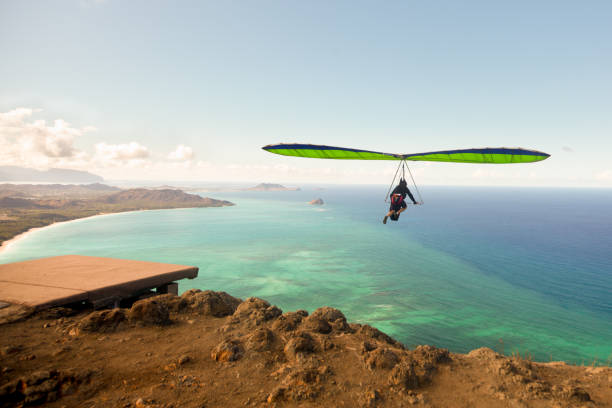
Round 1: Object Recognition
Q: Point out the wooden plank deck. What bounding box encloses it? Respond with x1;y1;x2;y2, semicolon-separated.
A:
0;255;198;309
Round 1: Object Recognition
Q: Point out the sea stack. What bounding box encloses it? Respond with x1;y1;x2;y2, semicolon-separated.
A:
309;198;324;205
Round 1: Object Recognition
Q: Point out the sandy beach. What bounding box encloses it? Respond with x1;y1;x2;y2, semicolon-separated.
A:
0;212;113;255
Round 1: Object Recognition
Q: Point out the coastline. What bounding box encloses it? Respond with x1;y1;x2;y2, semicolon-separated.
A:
0;212;111;255
0;203;233;256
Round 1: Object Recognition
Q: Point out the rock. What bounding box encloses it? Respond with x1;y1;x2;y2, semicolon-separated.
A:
129;297;171;326
309;306;351;332
301;315;331;334
264;305;282;320
267;386;286;403
284;332;317;359
0;369;92;406
228;298;283;329
234;297;270;315
178;355;191;365
245;328;275;352
361;341;377;354
491;357;535;381
233;297;282;323
310;306;345;322
211;339;243;362
554;385;591;402
151;294;188;313
37;307;78;319
272;311;306;332
468;347;501;360
182;290;241;317
524;381;551;397
365;348;400;370
276;367;331;402
360;389;381;407
357;324;403;347
309;198;324;205
411;345;451;365
406;391;426;405
388;361;419;390
76;309;127;333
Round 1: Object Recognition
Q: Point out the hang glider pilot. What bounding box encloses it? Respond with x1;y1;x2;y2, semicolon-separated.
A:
384;178;418;224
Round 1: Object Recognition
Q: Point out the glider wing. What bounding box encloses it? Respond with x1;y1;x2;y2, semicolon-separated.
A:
403;147;550;164
263;144;550;164
262;143;400;160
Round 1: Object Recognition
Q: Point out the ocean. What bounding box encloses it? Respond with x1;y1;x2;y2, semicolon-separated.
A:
1;185;611;365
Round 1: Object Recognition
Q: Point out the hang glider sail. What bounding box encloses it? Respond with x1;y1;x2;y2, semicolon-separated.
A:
262;143;550;164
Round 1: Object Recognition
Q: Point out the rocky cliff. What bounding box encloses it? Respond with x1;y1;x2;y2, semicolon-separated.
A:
0;291;610;407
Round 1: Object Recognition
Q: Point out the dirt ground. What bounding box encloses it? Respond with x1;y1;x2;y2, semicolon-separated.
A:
1;290;610;407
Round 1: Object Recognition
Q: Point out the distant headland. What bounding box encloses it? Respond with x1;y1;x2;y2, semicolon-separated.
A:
0;184;233;248
246;183;301;191
0;166;103;183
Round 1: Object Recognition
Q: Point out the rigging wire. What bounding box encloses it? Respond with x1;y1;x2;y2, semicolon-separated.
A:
384;160;404;203
406;163;424;204
384;160;424;204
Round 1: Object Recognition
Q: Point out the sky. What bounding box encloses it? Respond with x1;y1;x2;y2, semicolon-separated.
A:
1;0;610;186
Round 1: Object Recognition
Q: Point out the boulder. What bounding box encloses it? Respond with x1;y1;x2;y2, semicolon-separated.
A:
365;348;400;370
272;311;307;332
233;297;282;324
150;294;188;313
0;369;92;407
309;306;351;332
76;309;127;333
357;324;403;348
388;361;419;390
467;347;500;360
301;316;331;334
552;385;591;402
129;298;171;326
246;328;276;352
181;290;241;317
411;345;451;365
211;339;243;362
284;332;317;359
360;389;382;408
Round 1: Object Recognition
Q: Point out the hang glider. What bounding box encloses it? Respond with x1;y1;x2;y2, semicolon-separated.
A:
262;143;550;164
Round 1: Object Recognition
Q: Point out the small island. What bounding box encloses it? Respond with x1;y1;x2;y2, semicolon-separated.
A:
0;184;234;247
309;198;324;205
246;183;300;191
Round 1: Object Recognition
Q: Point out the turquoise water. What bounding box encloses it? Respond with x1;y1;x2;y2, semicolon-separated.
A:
1;186;611;364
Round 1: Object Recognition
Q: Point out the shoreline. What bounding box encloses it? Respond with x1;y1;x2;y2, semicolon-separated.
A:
0;204;233;256
0;212;111;255
0;209;165;255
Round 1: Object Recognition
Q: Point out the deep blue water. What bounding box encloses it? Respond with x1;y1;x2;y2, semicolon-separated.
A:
1;186;611;364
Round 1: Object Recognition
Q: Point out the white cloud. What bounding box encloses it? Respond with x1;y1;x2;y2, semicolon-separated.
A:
0;108;93;168
93;142;151;167
167;144;194;161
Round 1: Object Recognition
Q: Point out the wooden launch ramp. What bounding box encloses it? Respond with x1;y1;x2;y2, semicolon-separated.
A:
0;255;198;310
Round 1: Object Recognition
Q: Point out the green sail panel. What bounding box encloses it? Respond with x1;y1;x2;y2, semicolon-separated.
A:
262;144;550;164
262;143;400;160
